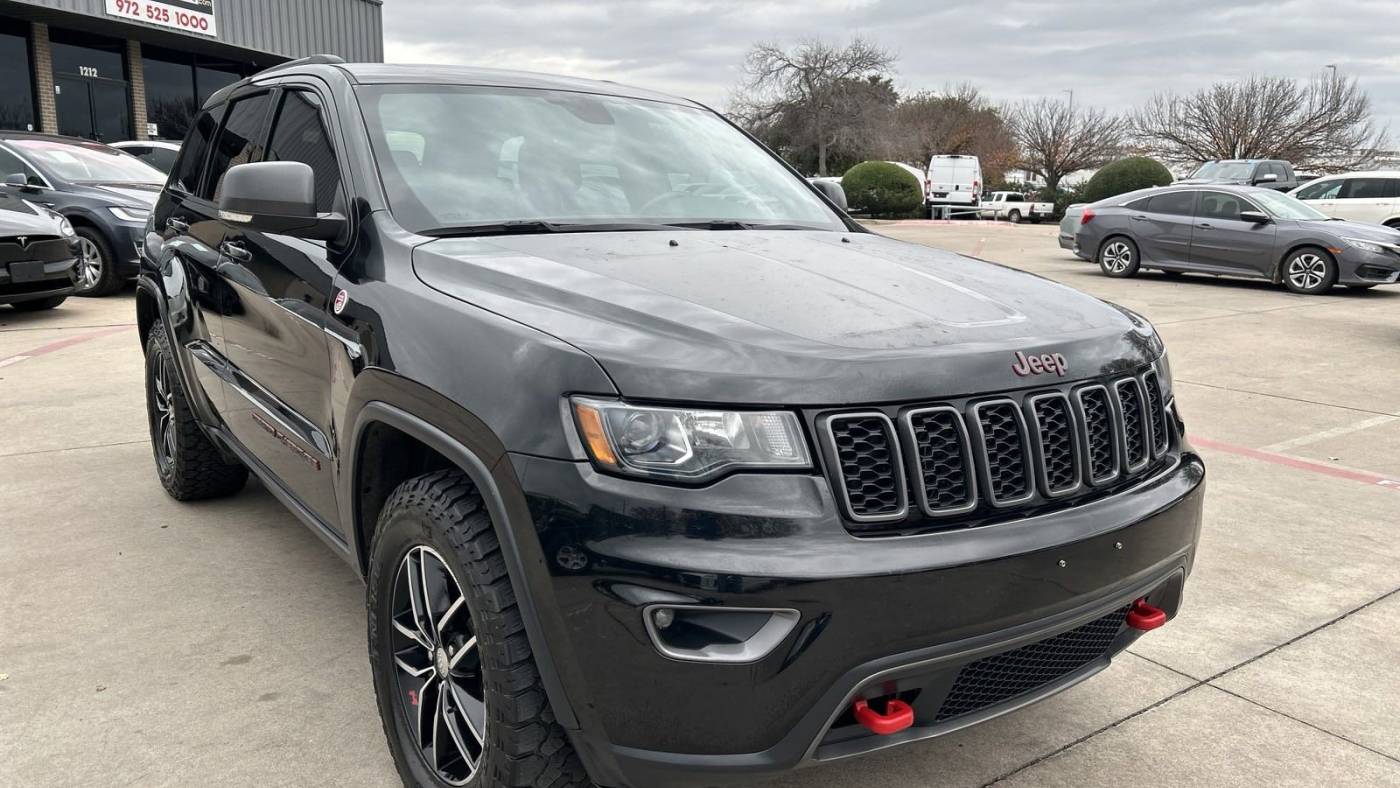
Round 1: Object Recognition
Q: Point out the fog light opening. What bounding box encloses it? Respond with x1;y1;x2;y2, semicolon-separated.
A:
643;605;800;664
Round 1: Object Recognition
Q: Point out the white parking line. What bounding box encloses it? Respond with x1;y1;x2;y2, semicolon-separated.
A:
0;355;32;369
1262;415;1399;453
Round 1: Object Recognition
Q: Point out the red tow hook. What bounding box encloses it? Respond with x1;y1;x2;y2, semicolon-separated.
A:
853;697;915;736
1126;598;1167;632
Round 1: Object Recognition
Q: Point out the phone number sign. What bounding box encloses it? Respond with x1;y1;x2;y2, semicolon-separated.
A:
106;0;218;38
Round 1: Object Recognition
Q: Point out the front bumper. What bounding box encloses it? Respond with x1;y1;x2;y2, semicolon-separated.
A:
0;258;77;304
1338;247;1400;285
511;449;1205;787
111;222;145;278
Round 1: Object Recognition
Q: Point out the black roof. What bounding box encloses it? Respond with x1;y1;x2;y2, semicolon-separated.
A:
208;58;702;110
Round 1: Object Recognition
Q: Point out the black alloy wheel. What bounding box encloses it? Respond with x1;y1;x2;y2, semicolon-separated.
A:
390;545;488;785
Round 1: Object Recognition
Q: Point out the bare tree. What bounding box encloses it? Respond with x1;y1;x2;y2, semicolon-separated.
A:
893;84;1019;184
731;38;898;175
1131;73;1386;172
1009;98;1126;194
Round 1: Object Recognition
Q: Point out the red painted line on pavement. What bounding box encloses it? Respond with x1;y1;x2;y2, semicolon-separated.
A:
1189;434;1400;492
0;325;132;368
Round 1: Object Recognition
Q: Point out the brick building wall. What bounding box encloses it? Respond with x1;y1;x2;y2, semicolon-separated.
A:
126;39;147;141
29;22;56;134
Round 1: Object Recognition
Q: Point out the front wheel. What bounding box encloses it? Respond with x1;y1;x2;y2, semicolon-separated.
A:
1282;248;1337;294
369;470;591;788
1007;209;1022;224
73;228;121;296
1098;238;1141;278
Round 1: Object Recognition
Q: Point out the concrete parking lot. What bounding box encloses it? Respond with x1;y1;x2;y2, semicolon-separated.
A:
2;222;1398;787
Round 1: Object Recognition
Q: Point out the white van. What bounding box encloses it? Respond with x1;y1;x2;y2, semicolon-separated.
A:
926;154;982;215
1290;172;1400;228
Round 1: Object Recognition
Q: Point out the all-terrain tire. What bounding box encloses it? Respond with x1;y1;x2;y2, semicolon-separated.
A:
145;323;248;500
368;469;592;788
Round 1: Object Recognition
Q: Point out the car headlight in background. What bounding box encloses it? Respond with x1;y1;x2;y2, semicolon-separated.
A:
1343;237;1395;255
108;206;151;223
572;397;811;481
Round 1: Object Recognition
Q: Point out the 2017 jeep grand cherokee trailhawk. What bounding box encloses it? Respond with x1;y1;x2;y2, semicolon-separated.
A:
137;56;1205;788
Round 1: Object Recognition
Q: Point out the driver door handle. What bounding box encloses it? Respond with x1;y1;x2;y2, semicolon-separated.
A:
220;240;252;262
1130;215;1147;222
166;217;189;233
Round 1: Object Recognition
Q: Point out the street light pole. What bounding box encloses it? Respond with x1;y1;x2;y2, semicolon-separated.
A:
1063;88;1074;115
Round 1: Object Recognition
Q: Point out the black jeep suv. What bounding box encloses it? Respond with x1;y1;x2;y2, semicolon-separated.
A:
137;56;1205;788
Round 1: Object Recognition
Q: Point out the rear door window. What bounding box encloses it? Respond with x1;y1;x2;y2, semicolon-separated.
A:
1147;191;1196;216
1341;178;1400;199
169;108;220;195
202;92;272;202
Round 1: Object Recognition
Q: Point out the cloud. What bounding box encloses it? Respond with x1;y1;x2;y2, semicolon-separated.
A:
384;0;1400;136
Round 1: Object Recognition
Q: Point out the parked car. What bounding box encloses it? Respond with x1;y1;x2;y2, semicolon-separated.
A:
0;132;163;296
1289;171;1400;228
1060;203;1087;256
0;189;79;311
139;56;1203;788
1076;184;1400;293
1179;159;1298;191
979;191;1053;223
111;140;183;174
925;154;981;216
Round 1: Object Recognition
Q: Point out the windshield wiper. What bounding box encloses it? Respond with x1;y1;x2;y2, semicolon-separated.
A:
421;220;677;238
662;220;826;231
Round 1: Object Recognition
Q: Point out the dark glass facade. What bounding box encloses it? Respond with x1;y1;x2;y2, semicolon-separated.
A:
0;20;35;131
142;45;247;140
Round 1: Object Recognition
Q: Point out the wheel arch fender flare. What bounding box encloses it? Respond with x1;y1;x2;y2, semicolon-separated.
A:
345;397;584;733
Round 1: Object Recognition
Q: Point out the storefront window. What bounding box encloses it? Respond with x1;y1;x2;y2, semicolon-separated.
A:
49;29;126;80
0;22;35;131
196;63;242;106
143;46;198;140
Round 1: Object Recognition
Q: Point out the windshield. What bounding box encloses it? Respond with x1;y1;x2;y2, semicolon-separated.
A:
1191;161;1254;180
11;139;164;184
356;85;845;234
1249;189;1330;221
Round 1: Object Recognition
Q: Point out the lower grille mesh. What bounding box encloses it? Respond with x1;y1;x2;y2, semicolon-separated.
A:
934;606;1129;723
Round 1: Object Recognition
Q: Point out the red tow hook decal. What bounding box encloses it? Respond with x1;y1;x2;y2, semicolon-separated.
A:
1126;598;1167;632
853;698;915;736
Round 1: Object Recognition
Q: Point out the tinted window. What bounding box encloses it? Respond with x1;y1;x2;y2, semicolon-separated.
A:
142;48;198;141
1125;196;1153;210
265;91;341;212
134;146;179;173
49;31;124;80
204;93;271;201
0;145;41;185
1147;191;1196;216
1341;178;1400;200
1199;191;1247;221
171;109;220;195
0;23;35;131
1295;179;1342;201
1269;163;1289;180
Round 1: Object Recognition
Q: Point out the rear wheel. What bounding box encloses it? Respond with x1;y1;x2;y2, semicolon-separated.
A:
145;323;248;500
1098;237;1140;278
1282;248;1337;295
1007;209;1022;224
9;295;67;311
369;470;591;788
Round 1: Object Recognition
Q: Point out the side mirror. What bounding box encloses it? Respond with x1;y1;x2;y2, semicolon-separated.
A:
4;173;24;187
1254;172;1279;184
1239;210;1270;224
811;179;848;212
218;161;345;241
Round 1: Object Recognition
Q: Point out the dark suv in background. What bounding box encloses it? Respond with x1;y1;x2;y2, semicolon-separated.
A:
0;132;164;296
137;56;1205;788
1180;158;1298;191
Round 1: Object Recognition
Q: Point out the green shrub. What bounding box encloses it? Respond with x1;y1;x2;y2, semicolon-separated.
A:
842;161;924;218
1080;157;1173;204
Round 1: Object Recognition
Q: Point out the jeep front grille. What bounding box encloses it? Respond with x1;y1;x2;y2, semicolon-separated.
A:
820;368;1175;531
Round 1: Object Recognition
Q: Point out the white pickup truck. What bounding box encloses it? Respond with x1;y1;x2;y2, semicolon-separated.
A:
979;191;1054;223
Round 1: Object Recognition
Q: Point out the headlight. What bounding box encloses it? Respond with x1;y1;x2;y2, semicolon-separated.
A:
108;206;150;223
53;214;75;237
572;397;811;482
1344;238;1390;255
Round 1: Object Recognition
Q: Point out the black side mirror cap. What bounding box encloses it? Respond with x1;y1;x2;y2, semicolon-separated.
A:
1239;210;1270;224
811;179;848;211
218;161;345;241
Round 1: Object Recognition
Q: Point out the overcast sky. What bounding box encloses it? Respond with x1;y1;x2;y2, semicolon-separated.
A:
384;1;1400;136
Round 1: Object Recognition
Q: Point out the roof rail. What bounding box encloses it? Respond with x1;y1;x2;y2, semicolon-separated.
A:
259;54;346;75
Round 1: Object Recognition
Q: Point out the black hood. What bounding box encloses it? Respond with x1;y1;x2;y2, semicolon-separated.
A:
0;194;63;236
413;231;1162;404
70;181;161;209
